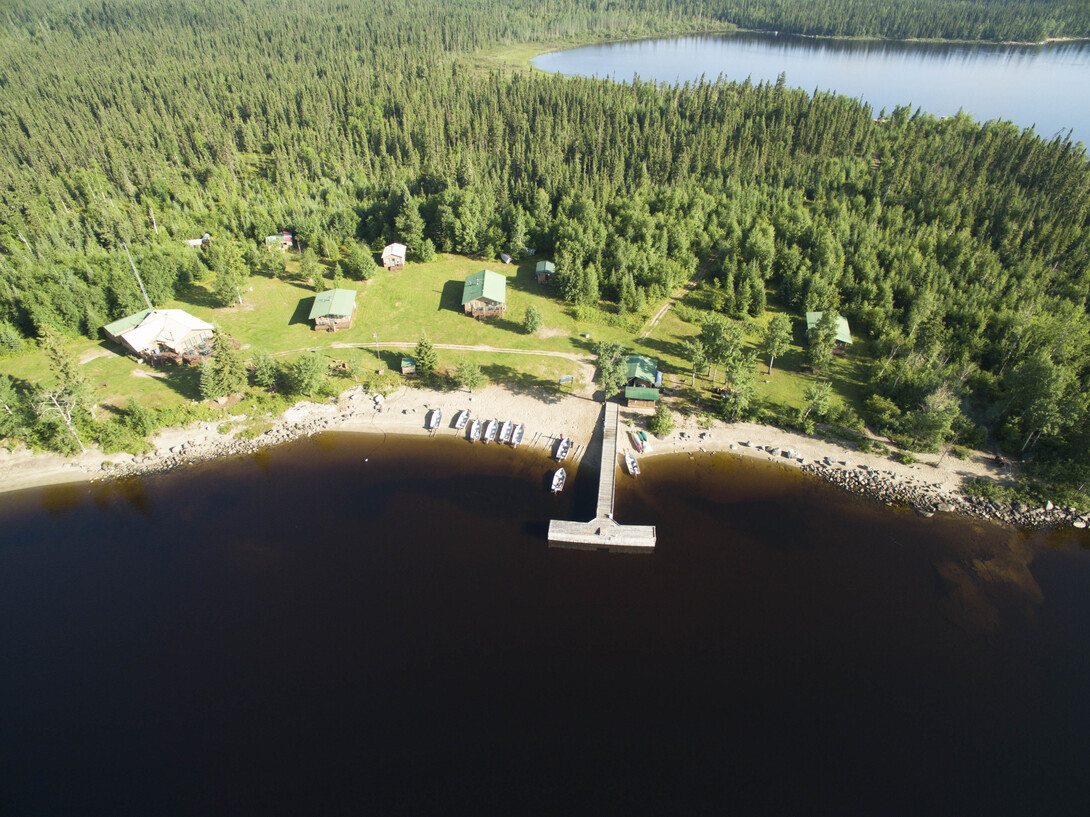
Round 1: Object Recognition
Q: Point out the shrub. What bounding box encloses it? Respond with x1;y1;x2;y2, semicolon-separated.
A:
894;450;918;465
648;404;675;436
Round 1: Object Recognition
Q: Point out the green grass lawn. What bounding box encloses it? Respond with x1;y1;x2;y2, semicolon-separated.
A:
1;255;875;426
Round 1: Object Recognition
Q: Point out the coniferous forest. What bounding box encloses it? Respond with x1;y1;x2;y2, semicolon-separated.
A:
2;0;1090;499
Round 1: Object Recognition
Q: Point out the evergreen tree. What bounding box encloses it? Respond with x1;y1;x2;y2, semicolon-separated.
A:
454;357;486;392
199;359;219;401
648;403;674;436
288;352;327;398
523;304;544;334
251;350;279;390
212;330;247;395
414;332;439;376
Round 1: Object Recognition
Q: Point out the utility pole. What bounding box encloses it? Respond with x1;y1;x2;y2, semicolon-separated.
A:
122;243;153;310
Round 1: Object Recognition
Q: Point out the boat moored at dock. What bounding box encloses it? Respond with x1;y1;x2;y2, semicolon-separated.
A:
551;468;567;493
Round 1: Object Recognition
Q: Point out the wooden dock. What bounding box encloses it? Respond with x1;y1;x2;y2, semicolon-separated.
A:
548;402;656;553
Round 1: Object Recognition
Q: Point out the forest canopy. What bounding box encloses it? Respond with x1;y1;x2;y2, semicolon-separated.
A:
1;0;1089;486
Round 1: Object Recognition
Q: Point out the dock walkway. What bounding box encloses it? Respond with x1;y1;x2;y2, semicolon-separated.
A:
547;402;656;553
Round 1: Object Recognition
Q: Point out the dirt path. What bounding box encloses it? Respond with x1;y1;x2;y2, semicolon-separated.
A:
640;264;708;339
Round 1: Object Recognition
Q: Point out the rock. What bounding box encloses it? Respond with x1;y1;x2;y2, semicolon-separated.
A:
936;502;956;513
1074;520;1087;529
769;447;781;457
1044;501;1054;511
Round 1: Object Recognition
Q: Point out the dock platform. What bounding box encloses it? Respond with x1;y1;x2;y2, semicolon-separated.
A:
548;402;656;553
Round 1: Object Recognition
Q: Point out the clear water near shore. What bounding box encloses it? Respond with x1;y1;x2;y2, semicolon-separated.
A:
1;433;1089;814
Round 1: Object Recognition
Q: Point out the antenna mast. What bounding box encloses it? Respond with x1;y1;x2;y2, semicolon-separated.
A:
122;243;153;310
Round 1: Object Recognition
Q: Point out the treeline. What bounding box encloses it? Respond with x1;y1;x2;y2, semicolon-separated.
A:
1;0;1089;487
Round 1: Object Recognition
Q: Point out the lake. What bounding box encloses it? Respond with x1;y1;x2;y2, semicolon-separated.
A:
2;433;1089;815
531;32;1090;144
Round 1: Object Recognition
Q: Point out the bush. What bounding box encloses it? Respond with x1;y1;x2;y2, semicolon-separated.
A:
894;450;918;465
648;404;675;436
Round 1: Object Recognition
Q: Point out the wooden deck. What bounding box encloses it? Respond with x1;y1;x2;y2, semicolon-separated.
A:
548;402;656;553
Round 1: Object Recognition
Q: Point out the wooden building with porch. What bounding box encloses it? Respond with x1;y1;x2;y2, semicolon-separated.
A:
102;308;215;365
382;243;407;270
461;269;507;320
309;289;358;332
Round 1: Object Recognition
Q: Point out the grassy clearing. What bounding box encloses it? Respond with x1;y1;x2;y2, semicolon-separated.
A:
1;256;878;432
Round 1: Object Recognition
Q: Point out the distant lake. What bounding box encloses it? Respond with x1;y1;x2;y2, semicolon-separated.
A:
2;433;1090;814
531;33;1090;144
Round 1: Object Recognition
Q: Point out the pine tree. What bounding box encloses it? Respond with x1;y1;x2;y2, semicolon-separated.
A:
414;332;439;376
212;330;246;395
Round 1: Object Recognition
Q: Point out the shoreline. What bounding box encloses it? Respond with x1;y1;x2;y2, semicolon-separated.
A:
1;384;1087;531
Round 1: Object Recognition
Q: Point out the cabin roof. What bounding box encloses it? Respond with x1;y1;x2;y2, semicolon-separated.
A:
309;288;357;320
625;354;658;383
535;260;555;274
461;269;506;305
805;311;853;344
624;387;660;401
109;309;213;354
102;308;153;338
401;356;416;368
382;242;407;258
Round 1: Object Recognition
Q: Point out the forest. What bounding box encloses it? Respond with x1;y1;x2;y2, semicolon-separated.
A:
1;0;1090;500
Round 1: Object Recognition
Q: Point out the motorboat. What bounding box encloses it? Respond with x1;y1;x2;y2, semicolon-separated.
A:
625;450;640;477
428;408;442;431
554;435;572;461
499;420;513;444
484;419;498;443
551;468;567;493
454;409;470;429
469;419;482;442
511;423;525;448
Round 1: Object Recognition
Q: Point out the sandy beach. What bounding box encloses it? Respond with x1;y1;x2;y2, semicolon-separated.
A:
0;378;1048;523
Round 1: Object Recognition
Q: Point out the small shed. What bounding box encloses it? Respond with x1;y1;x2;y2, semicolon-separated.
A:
309;288;358;332
535;260;555;284
401;356;417;375
805;312;853;347
102;309;214;364
265;232;293;252
382;242;407;270
461;269;507;319
625;354;659;389
624;386;660;408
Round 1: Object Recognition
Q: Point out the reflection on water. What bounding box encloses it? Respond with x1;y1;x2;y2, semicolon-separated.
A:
1;435;1089;813
532;32;1090;141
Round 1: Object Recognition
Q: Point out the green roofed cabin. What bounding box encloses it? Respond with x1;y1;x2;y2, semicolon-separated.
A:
805;312;853;347
461;269;506;319
623;354;660;407
401;356;417;375
309;288;357;332
535;260;555;284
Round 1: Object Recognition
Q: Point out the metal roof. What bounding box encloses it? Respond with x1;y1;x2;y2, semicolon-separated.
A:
382;242;407;258
110;309;213;354
461;269;506;305
805;311;853;344
535;260;555;274
102;308;153;338
625;387;660;402
309;288;357;320
625;354;658;383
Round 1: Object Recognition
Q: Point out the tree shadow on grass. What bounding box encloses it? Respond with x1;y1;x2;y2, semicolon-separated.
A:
636;335;687;369
479;363;564;405
174;284;222;310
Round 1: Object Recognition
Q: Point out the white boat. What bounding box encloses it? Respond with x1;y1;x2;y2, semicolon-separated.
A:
469;419;482;442
454;409;470;429
499;420;513;444
484;419;498;444
511;423;525;448
625;450;640;477
428;408;442;430
551;468;567;494
554;435;572;461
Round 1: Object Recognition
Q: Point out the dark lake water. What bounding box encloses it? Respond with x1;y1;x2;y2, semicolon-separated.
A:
531;32;1090;144
3;433;1090;814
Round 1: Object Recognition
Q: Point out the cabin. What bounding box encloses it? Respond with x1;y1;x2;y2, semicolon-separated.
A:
401;356;417;375
461;269;507;319
265;232;293;252
382;242;407;271
102;309;215;364
183;233;211;250
805;312;853;349
624;354;660;407
535;260;555;284
308;288;358;332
